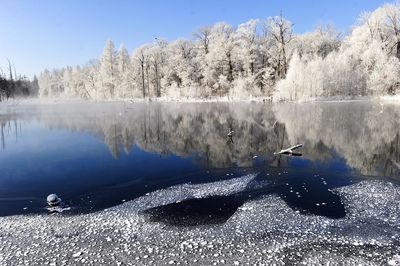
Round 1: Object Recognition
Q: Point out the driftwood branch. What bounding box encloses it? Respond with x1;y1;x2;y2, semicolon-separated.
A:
274;144;303;156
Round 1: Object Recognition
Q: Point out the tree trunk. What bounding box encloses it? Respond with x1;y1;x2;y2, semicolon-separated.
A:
141;60;145;98
227;52;233;82
146;65;150;96
155;62;160;97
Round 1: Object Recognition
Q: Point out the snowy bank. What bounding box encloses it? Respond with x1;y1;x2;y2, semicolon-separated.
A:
0;176;399;265
380;95;400;103
273;95;373;103
0;96;275;106
2;94;400;106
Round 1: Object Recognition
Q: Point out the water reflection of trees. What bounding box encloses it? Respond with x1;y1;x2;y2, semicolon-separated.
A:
274;102;400;177
0;119;22;150
1;102;399;178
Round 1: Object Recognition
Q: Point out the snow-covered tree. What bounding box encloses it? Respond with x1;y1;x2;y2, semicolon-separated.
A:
37;2;400;101
115;44;131;98
132;45;150;98
203;23;238;96
264;15;294;80
98;40;119;98
292;25;340;59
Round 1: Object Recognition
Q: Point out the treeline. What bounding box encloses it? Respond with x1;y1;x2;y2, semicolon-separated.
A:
0;62;39;101
38;2;400;101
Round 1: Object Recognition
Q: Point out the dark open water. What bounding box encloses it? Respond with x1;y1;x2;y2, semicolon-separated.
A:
0;101;399;223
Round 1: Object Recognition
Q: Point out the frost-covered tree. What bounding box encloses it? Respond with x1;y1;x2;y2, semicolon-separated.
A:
37;2;400;101
115;44;131;98
350;4;400;95
292;25;340;59
203;23;238;96
83;60;99;99
194;26;212;55
264;15;294;80
132;45;150;98
148;40;168;97
98;40;119;98
39;69;64;97
235;19;260;77
163;39;201;98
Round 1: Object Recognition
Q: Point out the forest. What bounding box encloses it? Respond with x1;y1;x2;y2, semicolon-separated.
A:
37;2;400;101
0;62;39;101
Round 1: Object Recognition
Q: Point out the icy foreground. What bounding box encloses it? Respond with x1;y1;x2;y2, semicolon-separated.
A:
0;176;399;265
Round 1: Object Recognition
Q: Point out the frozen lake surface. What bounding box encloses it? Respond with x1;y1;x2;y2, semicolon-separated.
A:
0;100;399;265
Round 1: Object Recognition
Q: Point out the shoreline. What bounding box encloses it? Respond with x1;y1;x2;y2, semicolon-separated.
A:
0;95;399;105
0;179;398;265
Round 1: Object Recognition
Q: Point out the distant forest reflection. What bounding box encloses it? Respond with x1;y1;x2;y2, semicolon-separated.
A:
1;102;399;179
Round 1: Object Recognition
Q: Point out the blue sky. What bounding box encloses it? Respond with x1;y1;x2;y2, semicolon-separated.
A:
0;0;386;79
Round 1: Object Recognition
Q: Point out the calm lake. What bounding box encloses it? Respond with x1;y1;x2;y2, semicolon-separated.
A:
0;101;399;221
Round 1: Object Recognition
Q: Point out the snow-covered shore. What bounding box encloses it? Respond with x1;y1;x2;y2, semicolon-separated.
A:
0;176;399;265
380;95;400;103
0;95;399;108
0;96;273;105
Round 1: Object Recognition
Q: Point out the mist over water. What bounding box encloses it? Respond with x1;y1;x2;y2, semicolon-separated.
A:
0;101;399;217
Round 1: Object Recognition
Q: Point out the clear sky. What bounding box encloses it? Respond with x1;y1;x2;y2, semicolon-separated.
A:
0;0;387;79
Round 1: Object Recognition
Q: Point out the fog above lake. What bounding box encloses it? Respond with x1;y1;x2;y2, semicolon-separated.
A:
1;101;399;179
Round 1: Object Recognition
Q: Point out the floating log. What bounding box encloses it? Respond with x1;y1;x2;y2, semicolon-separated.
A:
274;144;303;156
